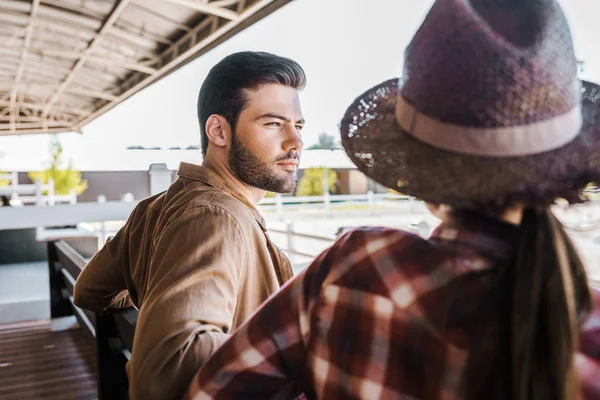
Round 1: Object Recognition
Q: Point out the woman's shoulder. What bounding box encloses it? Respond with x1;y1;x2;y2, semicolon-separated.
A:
334;226;433;257
323;226;445;284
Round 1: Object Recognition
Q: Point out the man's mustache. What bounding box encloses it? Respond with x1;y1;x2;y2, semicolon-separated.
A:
275;152;300;162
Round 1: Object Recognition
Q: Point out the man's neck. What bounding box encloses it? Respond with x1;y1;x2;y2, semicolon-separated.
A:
201;158;266;205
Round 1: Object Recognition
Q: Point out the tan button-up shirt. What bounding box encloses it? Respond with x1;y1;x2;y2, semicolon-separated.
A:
73;162;293;400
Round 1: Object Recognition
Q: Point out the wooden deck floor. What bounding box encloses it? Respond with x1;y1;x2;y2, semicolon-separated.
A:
0;322;97;399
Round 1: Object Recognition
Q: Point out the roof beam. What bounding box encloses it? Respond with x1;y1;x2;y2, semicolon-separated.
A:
236;0;248;13
0;44;157;74
100;34;161;62
9;0;40;132
0;115;68;122
211;0;240;8
0;125;74;136
42;0;133;118
64;87;117;101
129;2;192;33
0;120;70;130
0;29;24;47
31;46;157;74
20;65;117;91
34;17;155;50
39;0;106;19
0;82;117;101
155;0;240;20
0;99;89;116
18;58;120;86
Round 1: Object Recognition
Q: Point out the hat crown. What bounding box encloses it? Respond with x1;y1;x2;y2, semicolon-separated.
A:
400;0;580;128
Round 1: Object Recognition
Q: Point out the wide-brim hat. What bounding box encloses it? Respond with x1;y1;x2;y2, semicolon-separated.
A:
340;0;600;208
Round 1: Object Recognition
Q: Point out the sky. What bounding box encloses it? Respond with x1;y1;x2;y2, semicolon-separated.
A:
1;0;600;170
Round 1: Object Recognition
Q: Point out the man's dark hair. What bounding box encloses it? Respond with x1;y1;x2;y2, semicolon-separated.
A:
197;51;306;156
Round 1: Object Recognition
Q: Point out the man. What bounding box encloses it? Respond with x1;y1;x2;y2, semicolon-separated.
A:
184;1;600;399
73;51;306;400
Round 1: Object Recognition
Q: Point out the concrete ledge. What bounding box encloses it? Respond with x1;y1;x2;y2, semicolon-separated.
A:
0;261;50;324
0;298;49;324
0;201;138;230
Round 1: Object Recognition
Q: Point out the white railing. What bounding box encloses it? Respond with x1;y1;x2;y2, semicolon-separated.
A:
269;221;337;264
0;173;76;205
258;191;421;216
267;217;433;268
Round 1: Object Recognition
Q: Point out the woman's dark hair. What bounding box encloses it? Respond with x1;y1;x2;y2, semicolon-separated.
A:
197;51;306;156
461;207;593;400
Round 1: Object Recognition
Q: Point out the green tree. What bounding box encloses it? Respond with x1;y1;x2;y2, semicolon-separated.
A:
28;136;88;195
296;167;337;196
0;172;9;186
307;132;341;150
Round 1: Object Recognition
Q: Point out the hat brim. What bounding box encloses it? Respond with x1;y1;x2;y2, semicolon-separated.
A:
341;78;600;207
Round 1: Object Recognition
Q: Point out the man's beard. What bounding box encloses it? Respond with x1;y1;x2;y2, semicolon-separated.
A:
229;134;299;193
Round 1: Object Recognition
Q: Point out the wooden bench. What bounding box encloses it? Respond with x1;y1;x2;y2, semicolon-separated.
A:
48;240;138;400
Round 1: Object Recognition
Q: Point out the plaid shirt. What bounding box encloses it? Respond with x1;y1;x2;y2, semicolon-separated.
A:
185;216;600;400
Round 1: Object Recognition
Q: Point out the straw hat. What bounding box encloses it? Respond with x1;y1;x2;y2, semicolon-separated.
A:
340;0;600;207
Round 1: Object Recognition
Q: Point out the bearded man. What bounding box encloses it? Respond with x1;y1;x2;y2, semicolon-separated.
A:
74;51;306;400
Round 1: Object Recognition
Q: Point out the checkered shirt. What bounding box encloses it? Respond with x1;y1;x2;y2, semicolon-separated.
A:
185;217;600;400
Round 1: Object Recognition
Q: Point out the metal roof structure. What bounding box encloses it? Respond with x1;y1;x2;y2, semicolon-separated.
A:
0;0;292;136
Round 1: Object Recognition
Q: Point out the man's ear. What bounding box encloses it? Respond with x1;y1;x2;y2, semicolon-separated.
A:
205;115;232;149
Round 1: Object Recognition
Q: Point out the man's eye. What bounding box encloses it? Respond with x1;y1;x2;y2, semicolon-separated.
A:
295;125;304;131
266;122;281;127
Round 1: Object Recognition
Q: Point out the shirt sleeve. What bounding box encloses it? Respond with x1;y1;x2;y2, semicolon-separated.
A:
184;230;362;400
126;205;247;400
73;208;135;313
184;276;305;400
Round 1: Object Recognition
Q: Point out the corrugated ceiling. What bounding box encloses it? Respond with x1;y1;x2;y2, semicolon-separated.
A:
0;0;292;135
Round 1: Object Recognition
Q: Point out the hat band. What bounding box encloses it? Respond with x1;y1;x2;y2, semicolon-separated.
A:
395;95;583;157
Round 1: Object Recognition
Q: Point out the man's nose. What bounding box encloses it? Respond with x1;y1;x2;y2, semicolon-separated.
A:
283;125;303;152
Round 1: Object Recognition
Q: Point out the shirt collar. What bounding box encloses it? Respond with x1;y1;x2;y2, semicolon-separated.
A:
177;162;266;229
430;212;518;262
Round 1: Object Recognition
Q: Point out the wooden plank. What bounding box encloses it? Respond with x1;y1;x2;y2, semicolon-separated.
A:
61;267;76;294
0;327;97;399
0;378;97;399
55;240;87;280
1;365;94;388
0;373;96;396
48;241;73;318
0;349;95;377
95;313;128;400
113;308;137;352
0;331;89;348
70;299;95;339
0;345;93;364
0;335;91;357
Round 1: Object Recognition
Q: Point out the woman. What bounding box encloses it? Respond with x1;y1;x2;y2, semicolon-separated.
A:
184;0;600;398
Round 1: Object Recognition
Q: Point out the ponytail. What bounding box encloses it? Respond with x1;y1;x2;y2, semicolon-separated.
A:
463;207;593;400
